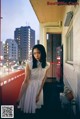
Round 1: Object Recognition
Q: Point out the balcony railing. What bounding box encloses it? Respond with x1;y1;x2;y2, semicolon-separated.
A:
0;70;25;105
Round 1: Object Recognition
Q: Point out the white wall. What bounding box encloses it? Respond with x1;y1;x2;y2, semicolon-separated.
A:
62;5;80;98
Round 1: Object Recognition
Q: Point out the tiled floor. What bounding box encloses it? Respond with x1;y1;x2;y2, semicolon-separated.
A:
14;82;78;119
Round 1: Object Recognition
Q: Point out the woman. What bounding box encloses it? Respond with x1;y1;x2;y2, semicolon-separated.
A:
17;44;50;113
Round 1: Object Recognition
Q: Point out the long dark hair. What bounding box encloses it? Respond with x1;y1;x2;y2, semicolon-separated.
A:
32;44;46;68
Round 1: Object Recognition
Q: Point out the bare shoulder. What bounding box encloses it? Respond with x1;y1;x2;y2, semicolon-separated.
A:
26;60;32;70
46;62;50;66
46;62;50;70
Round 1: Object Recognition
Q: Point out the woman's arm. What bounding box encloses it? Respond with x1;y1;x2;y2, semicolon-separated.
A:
17;63;30;101
36;68;49;103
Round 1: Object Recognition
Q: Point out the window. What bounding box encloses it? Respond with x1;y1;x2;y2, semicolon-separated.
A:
66;27;73;62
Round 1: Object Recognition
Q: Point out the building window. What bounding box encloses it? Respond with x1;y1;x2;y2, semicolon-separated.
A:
66;27;73;62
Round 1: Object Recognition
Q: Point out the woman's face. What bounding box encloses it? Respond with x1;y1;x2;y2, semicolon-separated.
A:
33;48;41;61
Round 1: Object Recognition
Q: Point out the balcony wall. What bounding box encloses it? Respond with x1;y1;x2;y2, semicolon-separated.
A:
0;70;25;105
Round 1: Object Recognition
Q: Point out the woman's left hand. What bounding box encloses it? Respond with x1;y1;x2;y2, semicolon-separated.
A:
36;94;40;103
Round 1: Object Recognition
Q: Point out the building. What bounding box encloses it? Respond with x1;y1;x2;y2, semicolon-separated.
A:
4;39;18;63
14;26;35;61
37;39;40;44
0;41;4;58
0;41;4;65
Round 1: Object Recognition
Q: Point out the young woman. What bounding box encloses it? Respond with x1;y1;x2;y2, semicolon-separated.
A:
17;44;50;113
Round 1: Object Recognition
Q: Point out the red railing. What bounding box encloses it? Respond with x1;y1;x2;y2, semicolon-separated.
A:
0;70;25;105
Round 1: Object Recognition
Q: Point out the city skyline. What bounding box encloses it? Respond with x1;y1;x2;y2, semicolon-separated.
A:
1;0;39;43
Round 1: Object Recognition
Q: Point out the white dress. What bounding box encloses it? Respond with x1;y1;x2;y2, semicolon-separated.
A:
19;61;50;113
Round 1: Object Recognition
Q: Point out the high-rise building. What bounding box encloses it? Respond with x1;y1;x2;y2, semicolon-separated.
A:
0;41;4;64
37;40;40;44
14;26;35;61
4;39;18;63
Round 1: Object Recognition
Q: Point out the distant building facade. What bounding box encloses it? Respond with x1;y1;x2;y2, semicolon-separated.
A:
0;41;4;63
4;39;18;63
37;40;40;44
14;26;35;61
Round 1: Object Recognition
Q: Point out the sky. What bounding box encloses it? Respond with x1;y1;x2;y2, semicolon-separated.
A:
1;0;39;43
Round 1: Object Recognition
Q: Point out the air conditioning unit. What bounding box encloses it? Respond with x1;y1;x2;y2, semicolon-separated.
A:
64;11;73;26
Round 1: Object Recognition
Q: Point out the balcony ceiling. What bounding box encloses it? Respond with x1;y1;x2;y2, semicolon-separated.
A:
30;0;66;23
